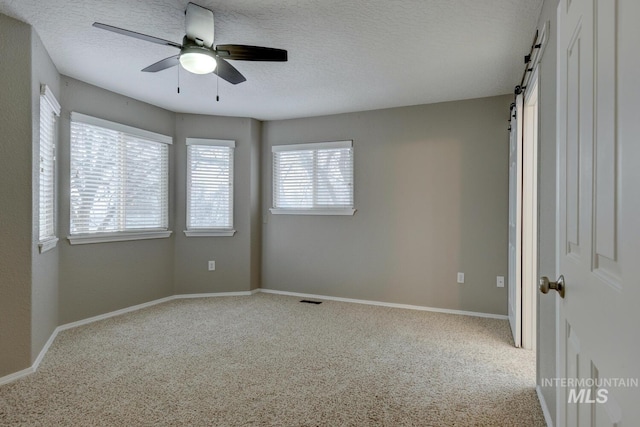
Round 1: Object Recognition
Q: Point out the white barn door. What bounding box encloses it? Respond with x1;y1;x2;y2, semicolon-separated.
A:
508;95;523;348
555;0;640;425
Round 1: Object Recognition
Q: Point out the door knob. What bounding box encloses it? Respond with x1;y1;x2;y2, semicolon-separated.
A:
539;275;565;298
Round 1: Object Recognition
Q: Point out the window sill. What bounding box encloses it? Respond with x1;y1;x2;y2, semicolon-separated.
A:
184;229;236;237
38;237;59;253
270;208;356;216
68;231;172;245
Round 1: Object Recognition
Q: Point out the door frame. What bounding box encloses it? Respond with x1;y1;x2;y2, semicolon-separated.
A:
522;72;539;350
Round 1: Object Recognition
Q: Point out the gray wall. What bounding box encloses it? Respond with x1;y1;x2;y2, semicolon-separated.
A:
30;28;61;362
173;114;261;294
536;0;560;420
261;96;511;315
0;14;33;377
58;77;176;324
249;120;262;291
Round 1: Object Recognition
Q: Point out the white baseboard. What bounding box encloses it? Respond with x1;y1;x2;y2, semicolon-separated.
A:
57;296;176;332
176;291;254;299
1;287;506;386
258;288;509;320
32;327;60;370
0;366;35;386
0;292;246;386
56;291;259;330
536;385;554;427
1;295;178;386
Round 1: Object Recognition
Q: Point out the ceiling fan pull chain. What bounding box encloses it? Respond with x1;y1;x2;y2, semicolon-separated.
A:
216;70;220;102
177;65;181;94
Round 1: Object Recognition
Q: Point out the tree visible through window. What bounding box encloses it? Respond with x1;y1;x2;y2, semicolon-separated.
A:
69;113;170;235
272;141;354;215
186;138;235;233
38;85;60;250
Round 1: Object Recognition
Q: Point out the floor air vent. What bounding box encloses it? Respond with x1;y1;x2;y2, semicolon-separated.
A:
300;300;322;305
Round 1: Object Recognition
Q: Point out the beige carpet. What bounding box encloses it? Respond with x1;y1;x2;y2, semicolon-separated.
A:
0;293;545;426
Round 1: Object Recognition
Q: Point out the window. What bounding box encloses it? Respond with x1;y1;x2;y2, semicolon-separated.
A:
38;85;60;253
185;138;235;236
69;113;172;244
271;141;355;215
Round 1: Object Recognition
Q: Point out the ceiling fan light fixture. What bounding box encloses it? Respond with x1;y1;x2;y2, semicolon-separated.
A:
179;47;217;74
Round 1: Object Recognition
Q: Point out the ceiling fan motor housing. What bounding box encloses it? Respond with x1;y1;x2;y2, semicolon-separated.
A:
185;2;214;48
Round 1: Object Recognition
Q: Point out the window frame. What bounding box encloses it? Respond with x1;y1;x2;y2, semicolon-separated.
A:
68;112;172;245
38;84;61;253
270;140;355;216
184;138;236;237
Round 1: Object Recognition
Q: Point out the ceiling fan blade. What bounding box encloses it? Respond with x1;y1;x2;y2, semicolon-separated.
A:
142;55;180;72
185;3;214;48
93;22;182;49
215;45;288;62
214;58;247;85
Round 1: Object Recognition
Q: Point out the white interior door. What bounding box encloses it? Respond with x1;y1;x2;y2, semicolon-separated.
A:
555;0;640;425
508;94;523;348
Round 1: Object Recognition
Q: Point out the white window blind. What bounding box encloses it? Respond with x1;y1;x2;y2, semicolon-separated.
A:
38;85;60;248
272;141;355;215
70;113;171;237
186;138;235;235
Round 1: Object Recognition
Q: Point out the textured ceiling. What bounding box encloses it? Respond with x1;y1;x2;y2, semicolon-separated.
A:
0;0;543;120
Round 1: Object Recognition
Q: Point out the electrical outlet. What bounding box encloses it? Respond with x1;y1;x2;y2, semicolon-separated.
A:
457;272;465;284
497;276;505;287
208;260;216;271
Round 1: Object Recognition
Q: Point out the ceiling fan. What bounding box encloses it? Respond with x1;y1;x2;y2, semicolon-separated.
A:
92;2;287;85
